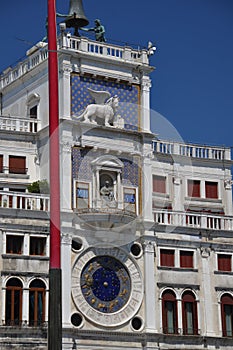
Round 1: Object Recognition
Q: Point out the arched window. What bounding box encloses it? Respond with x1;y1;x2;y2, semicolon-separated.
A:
29;279;46;326
221;294;233;337
5;278;23;326
162;290;178;334
182;291;198;335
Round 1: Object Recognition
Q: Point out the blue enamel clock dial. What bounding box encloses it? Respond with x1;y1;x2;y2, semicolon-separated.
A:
80;256;131;313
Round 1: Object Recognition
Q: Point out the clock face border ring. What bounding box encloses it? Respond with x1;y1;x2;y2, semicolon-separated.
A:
71;247;143;327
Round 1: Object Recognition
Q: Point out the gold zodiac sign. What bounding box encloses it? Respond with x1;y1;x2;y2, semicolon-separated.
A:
98;303;106;309
119;289;128;297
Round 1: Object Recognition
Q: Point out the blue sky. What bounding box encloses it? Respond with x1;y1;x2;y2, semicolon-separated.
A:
1;0;233;147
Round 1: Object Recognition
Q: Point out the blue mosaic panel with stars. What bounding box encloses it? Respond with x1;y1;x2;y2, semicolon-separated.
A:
72;147;140;188
71;75;140;131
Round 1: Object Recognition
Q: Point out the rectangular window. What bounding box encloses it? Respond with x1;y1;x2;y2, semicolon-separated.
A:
29;106;38;132
30;106;37;118
188;180;200;197
205;181;218;199
153;175;166;193
76;182;89;209
180;251;194;268
6;235;23;254
160;249;175;267
218;254;232;272
9;156;26;174
0;155;3;173
30;237;46;256
123;187;136;213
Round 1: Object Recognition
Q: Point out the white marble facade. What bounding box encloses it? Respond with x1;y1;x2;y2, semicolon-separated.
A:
0;31;232;350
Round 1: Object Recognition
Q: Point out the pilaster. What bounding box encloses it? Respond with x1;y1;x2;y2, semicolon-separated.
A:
141;77;152;132
61;233;72;326
143;239;156;331
200;246;215;336
59;60;73;119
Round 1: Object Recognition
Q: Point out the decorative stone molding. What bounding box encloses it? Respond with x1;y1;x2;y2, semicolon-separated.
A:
224;179;233;190
142;240;155;254
141;78;152;91
61;233;72;245
200;246;211;258
60;63;73;76
173;176;181;185
61;140;73;153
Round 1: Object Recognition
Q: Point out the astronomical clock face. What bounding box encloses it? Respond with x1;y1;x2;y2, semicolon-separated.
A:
71;247;143;327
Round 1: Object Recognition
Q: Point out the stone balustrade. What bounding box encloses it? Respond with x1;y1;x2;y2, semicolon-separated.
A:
0;116;39;133
63;36;148;64
154;209;233;231
0;36;149;89
153;140;231;161
0;191;49;211
0;46;48;89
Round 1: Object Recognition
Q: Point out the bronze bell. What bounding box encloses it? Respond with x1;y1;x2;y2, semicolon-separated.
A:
65;0;89;36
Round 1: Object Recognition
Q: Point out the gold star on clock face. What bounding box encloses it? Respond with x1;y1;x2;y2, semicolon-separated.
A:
80;256;131;313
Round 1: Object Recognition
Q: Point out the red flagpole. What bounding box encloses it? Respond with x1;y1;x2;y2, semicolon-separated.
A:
47;0;62;349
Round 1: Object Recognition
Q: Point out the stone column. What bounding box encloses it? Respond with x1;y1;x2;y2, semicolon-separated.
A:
22;287;29;324
1;287;6;324
45;286;49;323
117;171;123;209
24;233;30;255
143;239;156;331
177;297;182;332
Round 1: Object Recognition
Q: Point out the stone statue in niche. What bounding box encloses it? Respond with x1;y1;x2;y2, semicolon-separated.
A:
100;181;114;200
77;88;124;128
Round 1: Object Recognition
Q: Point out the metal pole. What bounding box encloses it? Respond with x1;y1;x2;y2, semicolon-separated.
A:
47;0;62;349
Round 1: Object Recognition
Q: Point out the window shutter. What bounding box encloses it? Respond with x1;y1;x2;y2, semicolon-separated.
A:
218;254;231;272
180;251;193;268
188;180;200;197
0;155;3;172
160;249;175;267
153;175;166;193
9;156;26;174
205;181;218;199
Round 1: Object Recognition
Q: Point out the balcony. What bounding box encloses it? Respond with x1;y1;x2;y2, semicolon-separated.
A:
61;36;149;65
0;191;49;211
76;207;137;229
0;36;149;89
153;140;231;161
0;115;39;133
154;209;233;231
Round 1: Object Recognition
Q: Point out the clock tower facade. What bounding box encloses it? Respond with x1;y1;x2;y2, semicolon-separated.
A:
58;33;155;344
0;8;233;350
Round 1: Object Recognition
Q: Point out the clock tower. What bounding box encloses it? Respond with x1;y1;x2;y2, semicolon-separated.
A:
57;9;155;345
